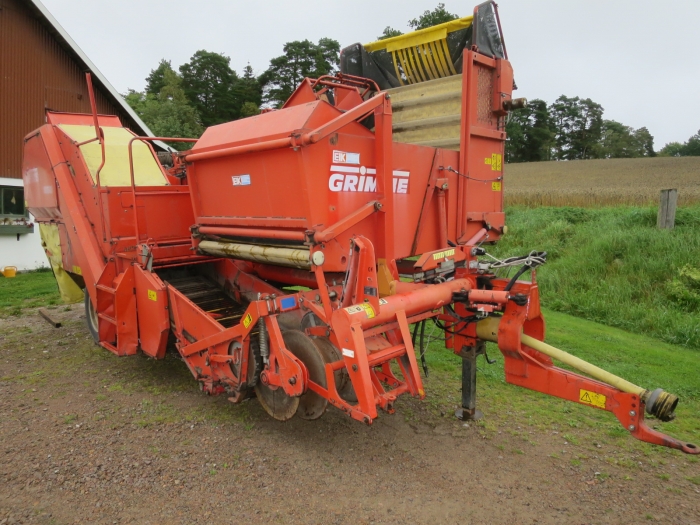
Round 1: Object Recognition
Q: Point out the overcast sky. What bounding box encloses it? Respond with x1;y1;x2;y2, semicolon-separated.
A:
41;0;700;149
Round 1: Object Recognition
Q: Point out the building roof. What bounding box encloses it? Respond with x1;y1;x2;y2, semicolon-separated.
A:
24;0;172;151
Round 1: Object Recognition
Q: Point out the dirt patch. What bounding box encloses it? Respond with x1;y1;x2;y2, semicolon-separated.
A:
1;307;698;524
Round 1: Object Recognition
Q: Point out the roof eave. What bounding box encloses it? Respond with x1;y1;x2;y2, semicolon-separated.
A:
26;0;175;152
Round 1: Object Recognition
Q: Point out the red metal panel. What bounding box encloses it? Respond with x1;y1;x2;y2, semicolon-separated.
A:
22;132;59;219
190;133;463;270
458;50;510;244
134;266;169;359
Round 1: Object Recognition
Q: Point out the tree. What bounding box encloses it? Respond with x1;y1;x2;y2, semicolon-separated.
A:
658;130;700;157
234;64;262;107
506;99;555;163
658;142;685;157
634;127;655;157
260;38;340;107
408;3;458;30
145;59;174;96
549;96;604;160
684;130;700;156
179;50;240;127
233;64;263;113
240;102;260;118
599;120;656;158
378;27;403;40
124;67;203;150
376;4;458;41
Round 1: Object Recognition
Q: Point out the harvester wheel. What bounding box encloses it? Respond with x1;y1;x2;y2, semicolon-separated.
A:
254;378;300;421
286;330;329;420
254;330;307;420
310;336;356;403
84;290;99;344
310;336;348;392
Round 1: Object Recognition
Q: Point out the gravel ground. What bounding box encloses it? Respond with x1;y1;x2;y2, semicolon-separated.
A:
1;306;699;525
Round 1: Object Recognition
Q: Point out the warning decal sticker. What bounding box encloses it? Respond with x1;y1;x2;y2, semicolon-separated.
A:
432;248;455;261
579;389;606;409
242;313;253;329
147;290;157;301
492;181;502;191
344;303;375;318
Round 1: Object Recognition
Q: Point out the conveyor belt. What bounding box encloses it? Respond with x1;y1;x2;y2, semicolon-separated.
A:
166;276;247;328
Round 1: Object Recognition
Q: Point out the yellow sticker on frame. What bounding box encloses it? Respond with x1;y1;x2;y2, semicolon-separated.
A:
579;389;606;409
359;303;375;319
432;248;455;261
242;313;253;328
147;290;157;301
492;182;502;192
491;153;502;171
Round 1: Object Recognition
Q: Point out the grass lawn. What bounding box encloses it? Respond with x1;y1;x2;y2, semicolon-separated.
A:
0;269;62;317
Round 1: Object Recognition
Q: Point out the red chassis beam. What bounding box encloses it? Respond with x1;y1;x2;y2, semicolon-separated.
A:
449;269;699;455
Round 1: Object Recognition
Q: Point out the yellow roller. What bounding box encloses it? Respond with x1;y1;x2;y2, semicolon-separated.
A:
198;240;311;270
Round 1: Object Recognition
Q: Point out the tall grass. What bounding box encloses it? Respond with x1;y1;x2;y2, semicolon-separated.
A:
490;205;700;349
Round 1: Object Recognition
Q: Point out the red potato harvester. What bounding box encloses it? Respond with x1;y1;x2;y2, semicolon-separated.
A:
22;2;697;453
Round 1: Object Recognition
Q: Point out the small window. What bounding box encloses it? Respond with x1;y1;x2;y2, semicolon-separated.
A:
0;186;27;218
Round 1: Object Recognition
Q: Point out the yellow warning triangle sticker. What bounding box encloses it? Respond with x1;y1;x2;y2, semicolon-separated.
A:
579;389;607;408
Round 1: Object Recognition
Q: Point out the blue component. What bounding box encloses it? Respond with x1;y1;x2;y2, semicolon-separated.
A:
280;297;297;311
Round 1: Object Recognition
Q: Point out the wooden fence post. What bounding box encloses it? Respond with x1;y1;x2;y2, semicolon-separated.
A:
657;189;678;229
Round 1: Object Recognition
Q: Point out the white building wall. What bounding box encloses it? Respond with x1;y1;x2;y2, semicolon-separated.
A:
0;177;47;271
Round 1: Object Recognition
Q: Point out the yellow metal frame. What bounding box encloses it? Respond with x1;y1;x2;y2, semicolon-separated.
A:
39;223;84;303
58;125;168;187
364;16;472;86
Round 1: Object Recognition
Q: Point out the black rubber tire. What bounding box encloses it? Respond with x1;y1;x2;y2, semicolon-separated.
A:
84;290;99;344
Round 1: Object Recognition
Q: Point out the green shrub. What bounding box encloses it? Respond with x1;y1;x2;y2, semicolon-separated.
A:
666;265;700;312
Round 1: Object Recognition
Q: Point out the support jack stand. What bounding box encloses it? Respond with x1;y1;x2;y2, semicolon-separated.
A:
455;345;483;421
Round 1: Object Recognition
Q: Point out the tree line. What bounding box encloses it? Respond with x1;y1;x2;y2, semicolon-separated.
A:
123;3;698;160
506;97;655;162
123;4;457;150
657;131;700;157
506;97;700;162
124;41;339;150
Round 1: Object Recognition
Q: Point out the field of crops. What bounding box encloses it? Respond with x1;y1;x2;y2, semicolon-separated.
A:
504;156;700;207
